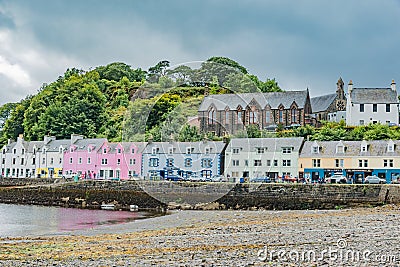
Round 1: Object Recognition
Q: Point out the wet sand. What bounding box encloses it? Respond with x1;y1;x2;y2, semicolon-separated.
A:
1;206;400;266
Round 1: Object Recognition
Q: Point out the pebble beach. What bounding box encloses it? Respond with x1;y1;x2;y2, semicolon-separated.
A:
1;205;400;266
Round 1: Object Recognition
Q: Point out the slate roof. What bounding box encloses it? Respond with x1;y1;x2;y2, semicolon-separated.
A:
300;140;400;157
227;137;304;153
350;88;398;104
310;93;336;113
142;141;227;154
72;138;107;152
42;139;71;152
27;141;44;153
198;90;309;111
120;142;147;154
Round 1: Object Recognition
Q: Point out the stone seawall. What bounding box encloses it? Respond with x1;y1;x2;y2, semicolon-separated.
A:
0;179;400;210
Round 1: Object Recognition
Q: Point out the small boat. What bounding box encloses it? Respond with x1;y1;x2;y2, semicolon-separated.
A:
129;205;139;212
101;204;115;210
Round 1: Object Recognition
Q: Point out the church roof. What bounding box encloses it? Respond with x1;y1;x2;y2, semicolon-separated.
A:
310;93;337;113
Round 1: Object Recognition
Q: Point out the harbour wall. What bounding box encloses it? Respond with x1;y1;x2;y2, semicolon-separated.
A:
0;179;399;210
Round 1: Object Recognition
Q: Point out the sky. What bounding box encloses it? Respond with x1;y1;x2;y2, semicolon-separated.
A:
0;0;400;105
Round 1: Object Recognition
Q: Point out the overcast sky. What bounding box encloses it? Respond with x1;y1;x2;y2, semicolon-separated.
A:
0;0;400;105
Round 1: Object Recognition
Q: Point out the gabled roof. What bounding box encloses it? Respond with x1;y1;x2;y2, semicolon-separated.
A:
198;90;309;111
120;142;147;154
300;140;400;157
311;93;336;113
27;141;44;153
350;88;398;104
42;139;71;152
142;141;227;154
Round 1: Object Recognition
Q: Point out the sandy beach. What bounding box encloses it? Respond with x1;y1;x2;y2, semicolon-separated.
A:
0;206;400;266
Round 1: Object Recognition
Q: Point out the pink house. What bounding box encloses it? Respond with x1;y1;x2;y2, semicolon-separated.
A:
63;137;107;179
96;142;145;179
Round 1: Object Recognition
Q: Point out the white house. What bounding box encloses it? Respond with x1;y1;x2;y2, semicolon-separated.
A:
346;80;399;126
224;137;304;180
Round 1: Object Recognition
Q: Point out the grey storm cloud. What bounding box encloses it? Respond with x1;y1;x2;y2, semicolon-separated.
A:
0;0;400;105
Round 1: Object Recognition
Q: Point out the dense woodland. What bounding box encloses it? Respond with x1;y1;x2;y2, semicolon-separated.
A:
0;56;399;146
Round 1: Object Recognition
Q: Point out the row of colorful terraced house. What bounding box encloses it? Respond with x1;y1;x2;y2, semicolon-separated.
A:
1;134;400;183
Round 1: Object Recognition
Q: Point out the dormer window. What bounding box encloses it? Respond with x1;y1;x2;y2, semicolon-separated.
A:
21;149;25;155
168;147;174;154
186;147;193;154
42;148;46;154
311;141;319;154
59;147;63;153
131;148;135;154
103;148;107;154
13;149;16;154
361;140;368;152
2;149;5;154
388;140;395;152
70;147;74;153
88;147;92;153
205;147;211;154
117;148;122;154
282;147;292;154
256;147;265;154
336;141;345;154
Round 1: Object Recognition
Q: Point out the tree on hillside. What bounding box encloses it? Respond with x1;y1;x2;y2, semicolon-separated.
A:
1;97;32;144
96;62;146;82
207;57;248;74
147;60;170;83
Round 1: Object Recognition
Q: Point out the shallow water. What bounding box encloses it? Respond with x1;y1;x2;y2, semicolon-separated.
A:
0;203;157;237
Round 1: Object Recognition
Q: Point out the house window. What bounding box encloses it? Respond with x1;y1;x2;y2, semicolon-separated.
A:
232;148;240;154
103;148;107;154
291;108;296;123
361;145;367;152
151;147;159;154
131;148;135;154
117;159;121;165
20;158;24;165
360;120;364;125
117;148;121;154
201;170;212;178
312;159;321;168
87;157;91;164
256;147;264;154
78;157;82;164
384;159;394;167
59;158;62;164
373;104;377;112
21;149;25;155
254;160;262;166
237;111;243;124
232;160;239;166
386;104;391;112
101;159;108;165
249;111;258;124
265;110;271;123
273;159;278;167
336;145;344;153
312;146;319;153
166;158;174;167
282;160;291;167
358;159;368;168
129;159;136;165
388;143;395;152
42;158;45;164
50;158;54;164
12;158;15;165
149;158;159;167
208;108;216;124
13;149;16;154
168;147;174;154
225;111;229;124
360;104;364;112
201;158;212;168
69;158;72;164
335;159;344;168
88;147;92;153
245;160;248;166
70;147;74;153
205;147;211;154
266;160;271;166
184;158;192;167
279;110;283;123
186;147;192;154
282;147;292;154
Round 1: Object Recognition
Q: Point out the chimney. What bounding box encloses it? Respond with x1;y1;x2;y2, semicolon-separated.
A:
7;139;11;145
17;134;24;143
71;134;84;144
391;80;396;92
348;80;353;94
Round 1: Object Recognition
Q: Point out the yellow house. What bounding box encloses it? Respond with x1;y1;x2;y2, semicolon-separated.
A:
299;140;400;183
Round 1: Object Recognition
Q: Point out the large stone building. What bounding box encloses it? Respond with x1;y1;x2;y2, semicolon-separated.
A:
345;80;399;126
310;78;347;126
198;90;312;136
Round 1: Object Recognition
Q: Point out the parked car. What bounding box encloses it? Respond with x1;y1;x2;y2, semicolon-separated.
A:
62;173;76;179
165;175;185;182
188;174;208;182
326;175;347;184
249;176;271;183
210;175;227;182
364;175;386;184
